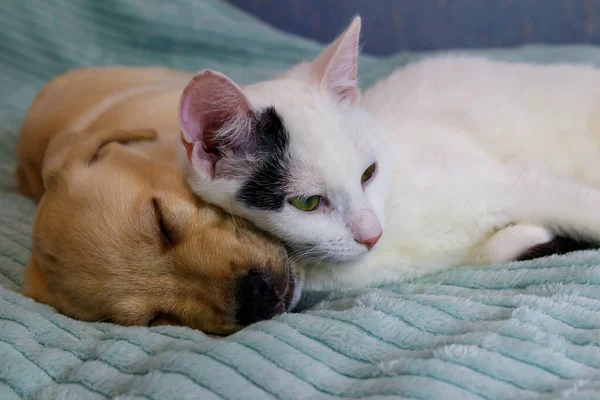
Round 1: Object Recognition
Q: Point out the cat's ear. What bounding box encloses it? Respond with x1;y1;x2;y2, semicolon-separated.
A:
179;70;254;179
311;16;361;105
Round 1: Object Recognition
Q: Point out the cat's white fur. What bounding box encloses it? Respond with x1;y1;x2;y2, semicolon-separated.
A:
308;54;600;290
182;17;600;291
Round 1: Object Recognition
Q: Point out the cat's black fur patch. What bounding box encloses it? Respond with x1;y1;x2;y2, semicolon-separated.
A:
236;107;290;211
516;236;596;261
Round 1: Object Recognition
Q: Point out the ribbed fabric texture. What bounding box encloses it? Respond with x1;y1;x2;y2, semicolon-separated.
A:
2;1;600;399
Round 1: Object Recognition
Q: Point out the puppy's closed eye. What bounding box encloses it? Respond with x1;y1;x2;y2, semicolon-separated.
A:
151;197;178;248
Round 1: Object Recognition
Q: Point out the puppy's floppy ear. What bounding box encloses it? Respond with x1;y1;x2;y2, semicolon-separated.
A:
22;253;54;306
42;128;157;192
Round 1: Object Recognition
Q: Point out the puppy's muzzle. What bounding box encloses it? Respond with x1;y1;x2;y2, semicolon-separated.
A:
235;270;296;326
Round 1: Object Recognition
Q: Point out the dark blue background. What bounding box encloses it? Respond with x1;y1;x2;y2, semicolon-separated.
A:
226;0;600;55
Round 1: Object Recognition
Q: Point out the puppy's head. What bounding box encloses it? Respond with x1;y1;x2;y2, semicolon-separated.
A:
23;128;303;335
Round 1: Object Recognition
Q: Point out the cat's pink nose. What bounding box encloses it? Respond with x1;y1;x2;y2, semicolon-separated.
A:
356;231;382;251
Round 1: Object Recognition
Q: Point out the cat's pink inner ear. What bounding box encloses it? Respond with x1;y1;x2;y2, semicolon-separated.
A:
179;70;253;178
311;16;361;105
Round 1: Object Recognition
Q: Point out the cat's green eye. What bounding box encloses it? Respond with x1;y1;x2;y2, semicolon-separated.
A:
361;163;377;184
289;195;322;211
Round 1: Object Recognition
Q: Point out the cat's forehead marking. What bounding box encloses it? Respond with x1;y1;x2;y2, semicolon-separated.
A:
235;107;291;211
238;79;379;209
263;82;365;173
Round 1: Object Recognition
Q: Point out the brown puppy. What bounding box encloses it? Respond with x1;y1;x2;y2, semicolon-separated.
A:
16;68;302;335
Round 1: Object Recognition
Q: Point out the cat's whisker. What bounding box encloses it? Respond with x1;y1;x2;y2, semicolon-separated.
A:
289;249;319;264
287;245;318;259
224;200;243;233
294;248;326;262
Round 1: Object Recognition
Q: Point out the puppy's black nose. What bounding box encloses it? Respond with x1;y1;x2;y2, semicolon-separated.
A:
235;270;280;326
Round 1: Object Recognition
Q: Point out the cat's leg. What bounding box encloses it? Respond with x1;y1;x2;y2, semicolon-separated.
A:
495;160;600;246
469;224;555;265
469;223;593;265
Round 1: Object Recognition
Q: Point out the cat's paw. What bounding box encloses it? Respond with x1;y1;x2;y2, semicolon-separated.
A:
470;224;555;264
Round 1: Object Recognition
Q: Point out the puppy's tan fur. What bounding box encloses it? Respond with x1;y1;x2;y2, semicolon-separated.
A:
17;67;298;335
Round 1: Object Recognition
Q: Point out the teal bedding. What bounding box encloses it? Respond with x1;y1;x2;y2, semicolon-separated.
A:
2;1;600;399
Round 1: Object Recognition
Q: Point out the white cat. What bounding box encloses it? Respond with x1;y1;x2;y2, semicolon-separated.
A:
180;17;600;291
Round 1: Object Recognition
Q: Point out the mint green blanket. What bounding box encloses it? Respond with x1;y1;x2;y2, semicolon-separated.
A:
2;1;600;399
